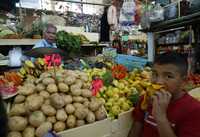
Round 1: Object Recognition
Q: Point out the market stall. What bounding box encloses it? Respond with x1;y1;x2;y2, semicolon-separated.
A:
1;0;200;137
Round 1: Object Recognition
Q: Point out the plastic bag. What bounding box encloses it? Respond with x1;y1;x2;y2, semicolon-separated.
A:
9;47;22;67
119;0;136;27
141;4;153;29
149;3;164;22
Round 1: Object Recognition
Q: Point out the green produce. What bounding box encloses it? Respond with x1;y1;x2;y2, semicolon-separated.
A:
56;31;81;57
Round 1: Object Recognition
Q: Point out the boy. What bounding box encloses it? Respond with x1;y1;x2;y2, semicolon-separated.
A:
128;52;200;137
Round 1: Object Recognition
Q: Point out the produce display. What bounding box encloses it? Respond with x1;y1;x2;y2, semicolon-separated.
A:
0;72;22;98
8;69;107;137
84;66;153;118
19;58;47;79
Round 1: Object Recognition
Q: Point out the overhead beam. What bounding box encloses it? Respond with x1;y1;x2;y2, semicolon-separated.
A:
53;0;110;6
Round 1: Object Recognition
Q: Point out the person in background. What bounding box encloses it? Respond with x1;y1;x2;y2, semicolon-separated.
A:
128;52;200;137
99;6;110;43
107;0;119;40
0;95;8;137
33;23;57;49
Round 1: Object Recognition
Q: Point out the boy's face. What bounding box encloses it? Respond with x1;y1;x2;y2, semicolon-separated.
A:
152;64;185;95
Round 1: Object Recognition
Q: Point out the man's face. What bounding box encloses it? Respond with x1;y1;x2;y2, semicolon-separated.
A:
152;64;185;95
44;27;57;44
112;0;118;5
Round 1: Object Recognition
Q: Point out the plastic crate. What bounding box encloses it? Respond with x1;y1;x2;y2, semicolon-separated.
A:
115;54;148;71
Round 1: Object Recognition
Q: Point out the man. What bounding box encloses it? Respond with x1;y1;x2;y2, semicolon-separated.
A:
107;0;119;40
33;23;57;49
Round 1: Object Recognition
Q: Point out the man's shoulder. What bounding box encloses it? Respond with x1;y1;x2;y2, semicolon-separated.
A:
33;39;45;48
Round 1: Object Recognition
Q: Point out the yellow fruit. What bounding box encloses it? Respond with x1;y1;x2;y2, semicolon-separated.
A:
105;90;113;97
111;105;121;116
152;84;164;90
25;60;35;68
112;80;119;87
122;102;130;111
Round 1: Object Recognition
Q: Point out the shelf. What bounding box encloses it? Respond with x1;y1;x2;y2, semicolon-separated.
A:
141;11;200;32
0;39;40;46
157;43;190;46
81;43;108;47
0;39;107;47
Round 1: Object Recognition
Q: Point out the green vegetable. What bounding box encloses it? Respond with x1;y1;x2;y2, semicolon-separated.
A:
56;31;81;57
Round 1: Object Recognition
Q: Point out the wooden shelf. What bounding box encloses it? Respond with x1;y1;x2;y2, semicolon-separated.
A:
0;39;108;47
0;39;40;46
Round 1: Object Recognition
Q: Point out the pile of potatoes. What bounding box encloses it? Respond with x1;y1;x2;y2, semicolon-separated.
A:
8;69;107;137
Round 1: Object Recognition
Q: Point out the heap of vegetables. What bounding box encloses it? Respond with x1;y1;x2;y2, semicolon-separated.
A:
56;31;81;57
8;69;107;137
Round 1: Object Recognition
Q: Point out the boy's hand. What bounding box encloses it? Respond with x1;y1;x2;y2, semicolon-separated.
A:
152;91;172;122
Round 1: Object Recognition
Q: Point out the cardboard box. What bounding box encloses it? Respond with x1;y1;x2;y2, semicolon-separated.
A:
58;109;134;137
58;118;112;137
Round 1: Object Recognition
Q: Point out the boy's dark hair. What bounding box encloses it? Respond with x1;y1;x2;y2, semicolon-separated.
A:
154;52;188;76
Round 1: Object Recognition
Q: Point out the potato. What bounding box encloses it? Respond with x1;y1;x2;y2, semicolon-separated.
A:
83;101;90;108
64;76;76;85
18;84;35;96
56;109;68;121
81;89;92;98
47;84;58;93
95;107;107;121
8;131;22;137
39;91;50;99
65;70;79;78
76;120;85;127
72;96;84;103
74;79;83;88
44;99;51;105
50;93;65;109
89;101;101;112
8;116;28;131
66;115;76;128
25;94;44;111
58;83;69;93
74;108;88;120
14;95;25;103
35;122;52;137
29;111;46;127
22;127;35;137
40;72;51;79
42;78;55;85
65;104;75;114
47;116;56;124
86;111;95;123
62;95;73;104
83;98;89;102
41;104;56;116
36;84;45;92
54;121;66;132
82;82;91;89
10;103;27;116
73;103;84;109
80;75;89;82
71;86;82;96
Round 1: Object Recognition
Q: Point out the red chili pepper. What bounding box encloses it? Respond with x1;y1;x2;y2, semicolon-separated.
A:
111;65;127;80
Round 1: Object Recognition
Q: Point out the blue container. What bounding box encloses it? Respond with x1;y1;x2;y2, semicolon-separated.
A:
115;54;148;71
